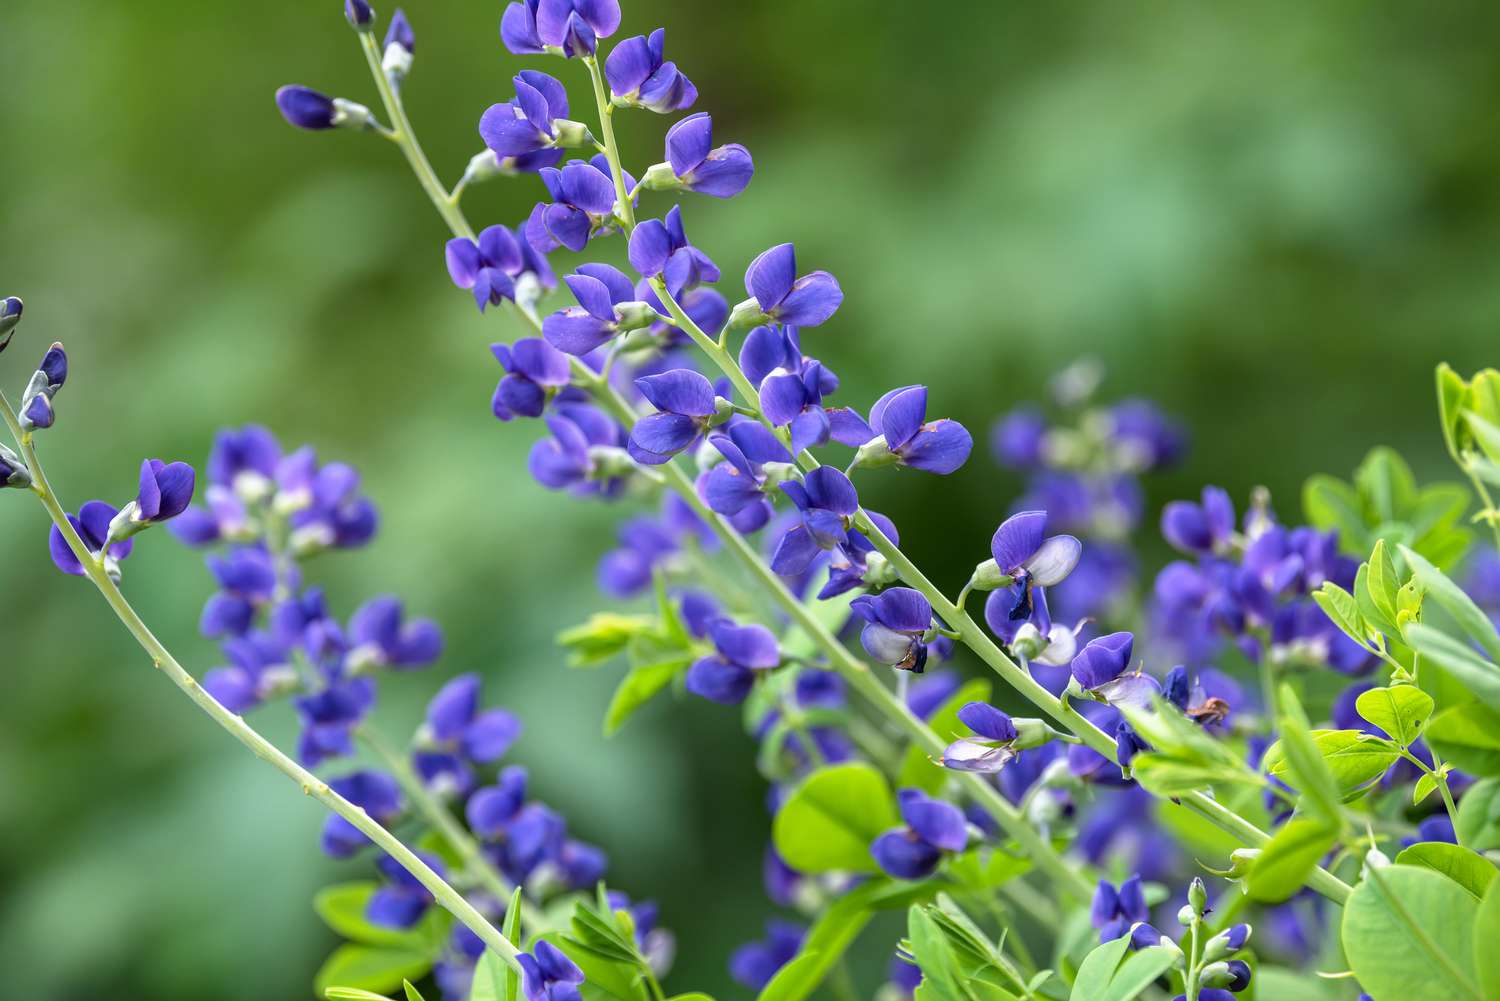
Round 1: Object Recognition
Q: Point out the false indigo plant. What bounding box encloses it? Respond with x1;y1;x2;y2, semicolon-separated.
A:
6;4;1500;1001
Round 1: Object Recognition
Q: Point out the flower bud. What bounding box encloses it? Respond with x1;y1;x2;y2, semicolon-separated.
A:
1202;922;1251;961
382;9;415;82
1226;847;1260;877
967;558;1014;592
1010;622;1046;659
551;118;594;148
1176;904;1196;927
853;434;901;470
613;300;663;332
276;86;340;130
1363;845;1391;873
640;161;686;193
861;551;900;589
0;295;21;350
461;149;505;187
0;443;32;489
1189;876;1208;915
332;98;375;131
1201;959;1252;992
1012;717;1063;750
344;0;375;30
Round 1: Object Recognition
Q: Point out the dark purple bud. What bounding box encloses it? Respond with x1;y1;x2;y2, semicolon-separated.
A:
956;702;1018;742
1225;960;1252;992
685;655;754;704
135;458;197;524
1114;719;1149;766
38;342;67;390
21;392;53;430
0;295;21;349
871;829;942;879
344;0;375;30
384;7;414;52
1071;631;1135;690
276;85;338;130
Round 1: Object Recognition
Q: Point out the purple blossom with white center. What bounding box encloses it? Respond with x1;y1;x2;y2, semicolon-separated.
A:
294;677;376;766
627;369;722;465
850;587;933;673
446;224;525;311
275;85;339;130
1071;631;1161;710
662;113;753;198
491;800;568;883
605;29;697;113
367;850;443;929
272;447;379;554
415;673;522;797
817;508;900;600
479;71;571;172
828;384;974;475
870;788;968;879
543;263;651;355
1107;400;1186;471
320;770;404;857
492;338;572;420
769;466;860;576
940;701;1020;772
465;765;529;839
202;631;297;713
627;206;720;296
527;402;629;496
987;510;1083;625
1092;875;1167;948
699;421;793;532
518;940;587;1001
742;243;842;327
740;325;838;453
730;920;806;991
48;500;134;576
1161;486;1236;557
205;424;281;494
527;156;634;253
685;617;781;704
345;595;443;670
199;547;278;636
502;0;621;57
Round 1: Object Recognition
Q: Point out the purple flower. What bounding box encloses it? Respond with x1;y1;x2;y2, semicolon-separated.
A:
988;510;1083;624
419;674;522;792
446;225;524;311
991;407;1047;468
384;8;414;54
740;325;837;453
627;369;721;465
526;157;632;254
850;587;933;673
730;920;805;991
627;206;720;295
1402;813;1457;847
743;243;842;327
206;425;281;492
294;677;376;766
1161;486;1235;556
827;385;973;475
492;338;572;420
199;547;278;636
18;342;67;431
273;448;379;553
1071;632;1160;710
0;443;30;489
518;940;587;1001
527;403;629;496
685;617;781;704
479;72;570;170
321;770;404;857
202;631;296;713
699;421;793;531
1114;719;1150;766
597;495;713;597
275;85;338;130
503;0;620;57
663;113;753;198
870;788;968;879
940;702;1019;773
543;263;648;355
347;595;443;670
368;850;442;929
1091;875;1165;948
769;466;860;576
1108;400;1185;471
48;501;133;576
120;458;196;533
605;29;697;113
466;765;529;838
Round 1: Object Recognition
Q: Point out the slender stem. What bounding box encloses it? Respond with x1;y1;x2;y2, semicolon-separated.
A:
1183;919;1202;999
1399;747;1463;847
0;391;523;969
1462;459;1500;553
582;56;636;231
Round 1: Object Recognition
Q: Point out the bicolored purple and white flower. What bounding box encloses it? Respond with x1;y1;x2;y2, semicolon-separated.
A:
940;702;1020;773
1071;631;1160;710
543;263;657;355
202;631;298;714
501;0;620;57
446;224;527;311
199;546;278;637
740;325;838;453
850;587;933;673
627;369;725;465
18;342;67;431
273;448;379;554
108;459;196;539
345;595;443;671
985;510;1083;627
828;384;973;475
605;29;697;113
413;673;522;797
685;617;781;705
492;338;572;420
1161;486;1236;557
870;788;969;879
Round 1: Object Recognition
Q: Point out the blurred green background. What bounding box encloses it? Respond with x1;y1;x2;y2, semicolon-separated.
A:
2;0;1497;997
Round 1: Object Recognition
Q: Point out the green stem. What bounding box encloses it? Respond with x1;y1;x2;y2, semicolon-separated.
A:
1462;460;1500;554
0;390;523;970
1183;919;1201;999
1399;747;1464;847
582;55;636;231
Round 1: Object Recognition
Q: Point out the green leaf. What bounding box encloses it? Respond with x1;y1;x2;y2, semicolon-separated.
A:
1356;685;1434;747
1304;474;1369;550
1360;540;1403;635
1274;687;1346;820
314;883;440;951
557;614;657;667
772;762;898;873
1394;842;1498;900
1466;410;1500;466
1357;447;1419;525
468;951;509;1001
404;982;427;1001
1401;545;1500;663
315;946;433;998
1311;583;1370;650
1246;816;1339;903
1428;704;1500;777
1097;946;1179;1001
1341;864;1482;1000
1405;624;1500;713
1415;770;1441;805
603;656;691;736
906;904;964;1000
1475;882;1500;1001
1457;778;1500;852
1247;968;1335;1001
326;989;396;1001
945;847;1031;892
897;678;991;794
1068;935;1131;1001
1261;728;1400;800
1438;363;1472;462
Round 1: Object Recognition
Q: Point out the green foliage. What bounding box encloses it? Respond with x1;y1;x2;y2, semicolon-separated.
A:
1355;684;1433;746
1269;686;1344;819
468;951;510;1001
312;881;447;995
903;897;1046;1001
558;614;659;667
1393;842;1497;900
315;946;434;998
314;882;448;951
1067;935;1178;1001
1341;864;1483;1000
1400;545;1500;662
1260;729;1400;801
1426;704;1500;776
1303;448;1471;567
1246;817;1339;904
326;988;399;1001
1405;624;1500;713
771;762;898;874
897;678;992;794
1456;778;1500;852
1476;883;1500;1001
1123;700;1264;797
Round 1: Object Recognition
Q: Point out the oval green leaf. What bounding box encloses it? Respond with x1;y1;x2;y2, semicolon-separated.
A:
772;762;898;873
1341;865;1482;1000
